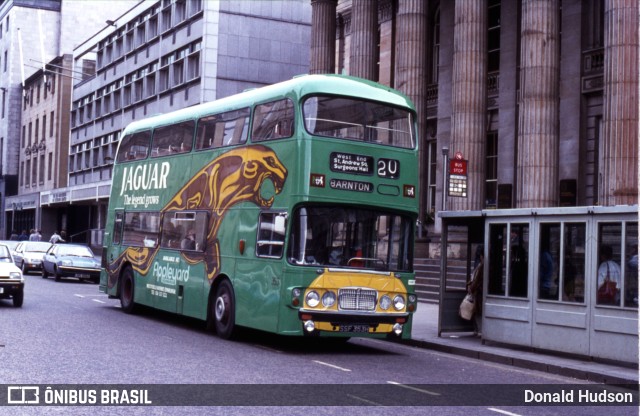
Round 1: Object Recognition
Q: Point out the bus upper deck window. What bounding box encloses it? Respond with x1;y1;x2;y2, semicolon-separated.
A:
116;131;151;162
252;99;294;141
302;95;415;149
151;121;194;157
196;108;250;150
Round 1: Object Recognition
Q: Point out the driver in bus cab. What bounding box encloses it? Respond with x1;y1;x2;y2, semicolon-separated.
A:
181;229;197;250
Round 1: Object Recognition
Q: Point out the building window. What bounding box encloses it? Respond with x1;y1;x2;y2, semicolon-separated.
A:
146;72;156;97
22;125;25;148
136;23;146;47
48;152;52;181
173;57;184;86
149;15;158;38
39;154;45;184
159;67;169;92
488;0;501;72
26;160;31;187
42;115;46;139
50;111;54;137
485;132;498;208
161;5;172;32
175;0;186;23
134;79;143;102
187;51;200;80
426;140;437;222
430;8;440;84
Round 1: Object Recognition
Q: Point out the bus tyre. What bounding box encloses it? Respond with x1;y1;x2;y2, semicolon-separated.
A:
213;279;236;339
120;267;137;314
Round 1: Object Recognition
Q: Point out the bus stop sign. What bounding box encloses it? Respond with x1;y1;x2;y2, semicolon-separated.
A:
448;155;468;197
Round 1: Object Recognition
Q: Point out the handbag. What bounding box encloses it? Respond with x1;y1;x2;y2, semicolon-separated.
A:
459;294;475;320
597;262;617;304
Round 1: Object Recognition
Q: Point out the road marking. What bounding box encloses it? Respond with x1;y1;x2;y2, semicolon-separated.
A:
358;338;577;383
312;360;351;372
92;299;106;304
488;408;522;416
74;294;85;298
387;381;440;396
346;394;381;405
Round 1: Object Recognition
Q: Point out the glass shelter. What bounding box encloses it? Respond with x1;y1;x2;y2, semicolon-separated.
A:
439;206;638;365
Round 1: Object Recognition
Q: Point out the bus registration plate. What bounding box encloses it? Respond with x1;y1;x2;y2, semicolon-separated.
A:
339;324;369;333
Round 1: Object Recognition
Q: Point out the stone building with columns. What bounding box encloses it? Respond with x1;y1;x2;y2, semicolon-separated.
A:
309;0;638;240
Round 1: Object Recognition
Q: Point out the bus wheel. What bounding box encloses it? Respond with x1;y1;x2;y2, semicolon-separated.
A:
213;279;236;339
120;267;137;314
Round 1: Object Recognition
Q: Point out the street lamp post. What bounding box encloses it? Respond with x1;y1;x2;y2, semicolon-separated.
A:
441;146;449;212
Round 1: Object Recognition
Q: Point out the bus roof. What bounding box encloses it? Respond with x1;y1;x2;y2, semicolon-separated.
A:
121;74;416;134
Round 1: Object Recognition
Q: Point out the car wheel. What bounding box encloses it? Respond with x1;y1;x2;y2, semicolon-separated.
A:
119;267;136;314
54;266;61;282
213;279;236;340
21;262;28;275
42;266;48;279
13;290;24;308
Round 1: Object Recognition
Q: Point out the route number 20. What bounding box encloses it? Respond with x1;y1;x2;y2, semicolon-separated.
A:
377;158;400;179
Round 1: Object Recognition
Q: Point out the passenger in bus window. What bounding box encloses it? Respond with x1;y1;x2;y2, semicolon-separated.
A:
181;229;196;250
596;245;621;305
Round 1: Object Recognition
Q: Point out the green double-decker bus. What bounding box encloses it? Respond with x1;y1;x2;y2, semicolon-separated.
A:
100;74;419;340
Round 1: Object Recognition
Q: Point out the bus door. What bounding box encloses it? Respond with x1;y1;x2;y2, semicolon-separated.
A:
233;210;288;333
157;211;209;318
438;214;484;335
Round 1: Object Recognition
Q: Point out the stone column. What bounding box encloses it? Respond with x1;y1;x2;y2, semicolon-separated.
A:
516;0;560;208
349;0;378;80
310;0;338;74
601;0;639;206
395;0;428;220
449;0;487;211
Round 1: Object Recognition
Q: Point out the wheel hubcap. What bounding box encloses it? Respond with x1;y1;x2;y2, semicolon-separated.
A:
215;295;228;322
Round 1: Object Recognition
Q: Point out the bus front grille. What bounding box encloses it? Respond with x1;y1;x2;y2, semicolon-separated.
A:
338;288;377;311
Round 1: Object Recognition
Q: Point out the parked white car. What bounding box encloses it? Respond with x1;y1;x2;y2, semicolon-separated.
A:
0;244;24;307
13;241;52;274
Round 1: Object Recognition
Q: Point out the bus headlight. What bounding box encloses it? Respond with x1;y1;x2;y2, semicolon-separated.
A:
322;291;336;307
305;291;320;308
379;295;392;310
393;295;405;311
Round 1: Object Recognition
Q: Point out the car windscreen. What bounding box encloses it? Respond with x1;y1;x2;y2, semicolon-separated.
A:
24;242;52;253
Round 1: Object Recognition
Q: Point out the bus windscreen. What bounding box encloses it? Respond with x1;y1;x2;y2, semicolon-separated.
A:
288;206;413;272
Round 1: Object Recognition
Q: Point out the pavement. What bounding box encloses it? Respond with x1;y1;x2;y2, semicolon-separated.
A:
406;302;639;385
